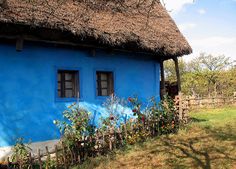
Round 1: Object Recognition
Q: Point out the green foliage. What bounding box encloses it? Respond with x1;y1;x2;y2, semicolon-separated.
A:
125;96;150;144
53;95;179;148
101;95;127;130
147;96;179;133
43;158;57;169
53;103;94;147
126;126;150;145
128;96;144;122
217;67;236;96
164;58;186;83
11;138;31;162
188;53;232;97
164;53;235;97
126;95;179;144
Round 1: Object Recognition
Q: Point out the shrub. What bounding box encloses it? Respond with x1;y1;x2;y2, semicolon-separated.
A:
147;95;179;134
53;103;94;148
128;95;179;137
11;138;31;163
101;95;127;130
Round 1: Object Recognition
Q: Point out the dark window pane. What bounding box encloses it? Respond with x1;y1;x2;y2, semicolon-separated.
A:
101;89;108;96
65;81;73;89
58;82;61;90
100;73;107;80
65;73;72;81
57;70;79;98
57;74;61;81
101;81;108;88
96;71;114;96
65;89;73;98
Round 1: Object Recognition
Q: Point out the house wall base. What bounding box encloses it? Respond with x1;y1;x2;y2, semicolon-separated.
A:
0;139;59;162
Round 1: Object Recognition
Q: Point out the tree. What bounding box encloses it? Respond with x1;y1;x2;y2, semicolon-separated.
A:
189;53;231;97
217;66;236;96
164;58;186;83
163;53;234;97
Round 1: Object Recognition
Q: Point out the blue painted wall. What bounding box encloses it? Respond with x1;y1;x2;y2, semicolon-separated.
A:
0;42;160;147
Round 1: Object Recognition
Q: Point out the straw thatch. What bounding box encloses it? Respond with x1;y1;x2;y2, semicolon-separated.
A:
0;0;192;58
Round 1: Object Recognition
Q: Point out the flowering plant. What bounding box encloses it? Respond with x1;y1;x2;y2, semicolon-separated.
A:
128;96;146;124
101;95;127;131
146;95;178;134
53;103;94;147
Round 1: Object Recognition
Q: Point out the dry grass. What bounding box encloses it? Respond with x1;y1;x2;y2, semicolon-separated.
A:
73;106;236;169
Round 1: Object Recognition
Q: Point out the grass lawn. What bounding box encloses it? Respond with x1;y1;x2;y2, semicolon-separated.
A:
73;106;236;169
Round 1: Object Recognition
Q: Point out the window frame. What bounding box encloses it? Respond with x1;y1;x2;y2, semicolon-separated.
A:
55;67;82;102
95;70;115;98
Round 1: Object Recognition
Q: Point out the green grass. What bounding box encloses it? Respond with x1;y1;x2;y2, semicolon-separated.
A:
72;106;236;169
190;106;236;126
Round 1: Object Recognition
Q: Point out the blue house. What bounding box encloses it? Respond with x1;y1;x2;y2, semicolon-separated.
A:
0;0;191;157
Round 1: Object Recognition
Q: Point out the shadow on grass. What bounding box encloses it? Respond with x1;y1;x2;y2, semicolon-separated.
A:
204;124;236;141
148;125;236;169
189;117;208;123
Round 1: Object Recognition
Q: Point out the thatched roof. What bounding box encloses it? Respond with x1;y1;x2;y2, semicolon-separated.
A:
0;0;192;58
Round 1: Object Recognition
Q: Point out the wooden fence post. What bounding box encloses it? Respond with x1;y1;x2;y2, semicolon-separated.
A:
38;149;42;169
187;97;190;109
68;146;73;165
16;155;19;169
152;122;155;136
83;136;87;160
124;124;128;140
96;132;101;156
233;93;236;104
102;132;105;150
55;145;59;169
178;93;183;121
212;97;215;108
46;146;50;164
113;131;116;150
77;142;81;164
109;127;113;151
117;128;123;146
29;152;33;169
62;144;67;169
7;157;10;169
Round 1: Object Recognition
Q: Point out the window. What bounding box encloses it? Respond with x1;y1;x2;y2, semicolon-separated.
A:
57;70;79;98
96;71;114;96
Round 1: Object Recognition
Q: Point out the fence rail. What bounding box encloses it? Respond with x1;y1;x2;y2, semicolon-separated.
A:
182;96;236;109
